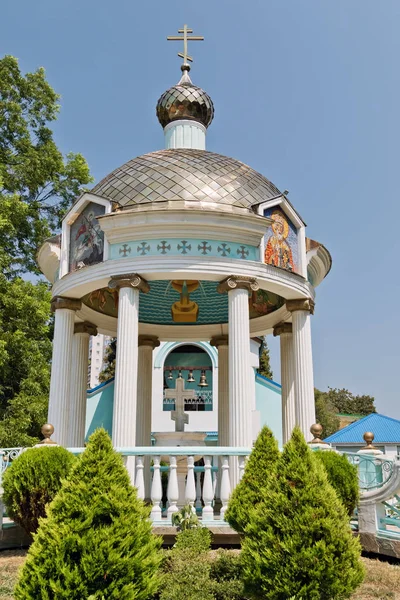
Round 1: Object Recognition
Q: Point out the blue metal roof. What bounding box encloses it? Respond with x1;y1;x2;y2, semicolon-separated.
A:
324;413;400;444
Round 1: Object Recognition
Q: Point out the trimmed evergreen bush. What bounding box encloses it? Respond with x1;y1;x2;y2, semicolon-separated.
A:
209;550;245;600
314;449;359;516
14;428;162;600
241;427;364;600
2;445;75;534
160;528;213;600
225;426;280;534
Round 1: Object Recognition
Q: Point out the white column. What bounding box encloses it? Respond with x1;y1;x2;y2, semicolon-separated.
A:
210;336;229;447
109;274;149;481
218;276;258;488
48;297;81;446
137;335;159;499
287;299;316;440
67;322;97;448
274;322;295;444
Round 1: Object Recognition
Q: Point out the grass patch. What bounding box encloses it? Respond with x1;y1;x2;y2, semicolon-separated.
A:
0;551;400;598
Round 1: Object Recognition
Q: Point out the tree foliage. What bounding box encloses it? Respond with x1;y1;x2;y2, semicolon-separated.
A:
0;277;52;446
99;338;116;383
315;389;341;438
258;337;273;379
0;55;93;276
225;426;280;534
2;445;75;534
314;450;359;516
14;429;162;599
315;387;376;438
241;428;364;600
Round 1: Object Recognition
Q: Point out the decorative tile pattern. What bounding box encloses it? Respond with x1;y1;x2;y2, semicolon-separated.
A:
92;149;282;210
110;238;258;261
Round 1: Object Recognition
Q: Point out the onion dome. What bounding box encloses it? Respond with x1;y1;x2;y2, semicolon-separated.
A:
156;66;214;129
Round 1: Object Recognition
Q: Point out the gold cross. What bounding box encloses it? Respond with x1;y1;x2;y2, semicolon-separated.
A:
167;24;204;66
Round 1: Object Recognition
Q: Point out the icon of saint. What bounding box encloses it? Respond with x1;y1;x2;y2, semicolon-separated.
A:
264;210;294;271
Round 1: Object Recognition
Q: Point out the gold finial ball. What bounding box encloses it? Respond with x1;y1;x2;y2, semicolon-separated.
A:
310;423;323;438
41;423;54;439
363;431;374;445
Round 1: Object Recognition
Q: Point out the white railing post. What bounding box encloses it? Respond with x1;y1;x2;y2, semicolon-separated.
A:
135;455;145;500
185;456;196;508
202;455;214;521
220;455;231;521
239;455;246;482
150;456;162;521
195;469;202;512
167;456;179;520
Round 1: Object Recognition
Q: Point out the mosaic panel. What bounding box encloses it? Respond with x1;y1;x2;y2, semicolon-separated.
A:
263;207;298;273
69;202;105;272
82;280;284;325
110;239;258;261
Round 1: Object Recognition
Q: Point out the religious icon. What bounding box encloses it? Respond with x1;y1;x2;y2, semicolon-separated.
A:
69;203;105;271
264;209;294;271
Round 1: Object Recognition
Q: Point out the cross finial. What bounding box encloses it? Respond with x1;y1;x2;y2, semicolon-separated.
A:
167;24;204;69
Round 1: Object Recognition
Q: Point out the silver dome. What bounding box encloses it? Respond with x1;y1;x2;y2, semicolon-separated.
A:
92;148;281;211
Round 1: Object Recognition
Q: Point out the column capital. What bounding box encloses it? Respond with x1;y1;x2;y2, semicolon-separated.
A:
138;335;160;349
74;321;98;336
108;273;150;293
273;322;292;337
217;275;259;294
210;335;229;348
286;298;315;315
51;296;82;313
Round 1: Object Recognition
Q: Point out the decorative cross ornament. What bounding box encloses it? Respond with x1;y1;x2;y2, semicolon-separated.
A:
119;244;131;257
167;24;204;66
164;377;197;432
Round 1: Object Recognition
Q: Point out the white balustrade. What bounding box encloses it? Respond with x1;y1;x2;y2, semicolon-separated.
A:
185;456;196;507
135;456;145;500
220;456;231;521
150;456;162;521
195;470;202;512
202;455;214;521
167;456;179;520
239;455;246;481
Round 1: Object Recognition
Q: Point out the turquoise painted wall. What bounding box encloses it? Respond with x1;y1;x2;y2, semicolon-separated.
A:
85;371;283;445
85;378;114;440
255;373;283;448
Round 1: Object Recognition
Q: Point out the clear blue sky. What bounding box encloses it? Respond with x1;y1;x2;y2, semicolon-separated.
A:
3;0;400;416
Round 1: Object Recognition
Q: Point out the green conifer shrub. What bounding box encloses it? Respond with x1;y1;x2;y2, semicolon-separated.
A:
14;428;162;600
225;426;280;534
314;449;359;516
241;427;364;600
209;550;245;600
159;528;213;600
2;445;75;534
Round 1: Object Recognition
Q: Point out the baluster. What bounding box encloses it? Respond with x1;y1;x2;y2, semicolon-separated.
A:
238;456;246;482
185;456;196;508
220;456;231;521
135;455;145;500
167;456;179;520
195;469;202;512
150;456;162;521
202;455;214;521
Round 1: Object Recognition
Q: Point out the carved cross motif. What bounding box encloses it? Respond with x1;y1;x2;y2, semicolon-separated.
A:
164;377;197;432
157;241;171;254
119;244;131;257
178;240;192;254
198;241;212;255
137;242;151;256
218;243;231;257
237;245;249;259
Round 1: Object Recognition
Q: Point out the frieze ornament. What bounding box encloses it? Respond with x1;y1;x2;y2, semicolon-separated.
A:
273;322;292;337
286;298;315;315
51;296;82;313
74;321;98;336
108;273;150;293
138;335;160;349
217;275;259;294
